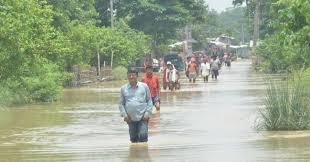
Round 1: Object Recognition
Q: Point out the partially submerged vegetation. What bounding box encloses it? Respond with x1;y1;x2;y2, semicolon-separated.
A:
112;66;127;80
258;70;310;130
234;0;310;130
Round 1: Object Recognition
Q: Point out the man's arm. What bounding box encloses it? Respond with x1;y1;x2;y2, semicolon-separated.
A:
156;77;160;96
143;85;153;120
167;71;170;81
119;88;128;118
196;64;199;74
176;71;180;81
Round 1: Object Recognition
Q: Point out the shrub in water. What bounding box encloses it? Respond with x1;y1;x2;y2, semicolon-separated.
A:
0;62;63;106
259;72;310;130
112;66;127;80
22;63;63;102
0;80;25;106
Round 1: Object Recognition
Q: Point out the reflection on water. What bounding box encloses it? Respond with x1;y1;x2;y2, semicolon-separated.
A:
0;59;310;161
149;111;160;136
126;143;151;162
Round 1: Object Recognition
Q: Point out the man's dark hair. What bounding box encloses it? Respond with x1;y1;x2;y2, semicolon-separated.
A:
145;65;153;70
127;67;138;76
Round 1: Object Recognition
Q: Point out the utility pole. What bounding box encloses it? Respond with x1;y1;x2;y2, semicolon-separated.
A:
110;0;114;28
110;0;114;69
184;25;188;57
188;24;193;56
183;24;193;57
97;49;100;77
252;0;260;64
241;24;244;44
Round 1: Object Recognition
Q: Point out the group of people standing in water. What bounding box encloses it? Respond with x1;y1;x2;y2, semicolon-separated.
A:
118;53;233;143
185;53;232;83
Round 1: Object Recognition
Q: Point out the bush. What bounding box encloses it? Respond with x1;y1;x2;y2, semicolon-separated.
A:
0;62;63;106
299;68;310;89
112;66;127;80
0;81;25;106
21;63;63;102
258;72;310;130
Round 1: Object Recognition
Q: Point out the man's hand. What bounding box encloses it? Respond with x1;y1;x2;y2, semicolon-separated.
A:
143;116;150;121
124;117;131;123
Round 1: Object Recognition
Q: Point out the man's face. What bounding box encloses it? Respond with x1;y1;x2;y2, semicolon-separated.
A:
146;68;153;76
127;73;138;84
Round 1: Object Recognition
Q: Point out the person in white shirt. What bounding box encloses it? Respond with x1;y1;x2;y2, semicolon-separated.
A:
167;64;180;90
162;61;172;90
200;59;210;82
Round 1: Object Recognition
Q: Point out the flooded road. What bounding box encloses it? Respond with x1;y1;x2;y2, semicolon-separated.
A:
1;59;309;161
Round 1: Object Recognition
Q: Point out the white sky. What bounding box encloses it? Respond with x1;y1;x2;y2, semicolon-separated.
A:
205;0;234;12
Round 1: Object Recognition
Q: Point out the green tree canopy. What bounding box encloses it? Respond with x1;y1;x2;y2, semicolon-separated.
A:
115;0;208;45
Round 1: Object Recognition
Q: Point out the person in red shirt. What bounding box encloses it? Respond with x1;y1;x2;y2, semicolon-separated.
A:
142;65;161;111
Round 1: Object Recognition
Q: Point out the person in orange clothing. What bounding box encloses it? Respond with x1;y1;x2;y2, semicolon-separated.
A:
142;65;161;111
187;58;199;83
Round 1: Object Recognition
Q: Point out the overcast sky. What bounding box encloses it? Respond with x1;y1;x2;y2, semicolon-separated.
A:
205;0;234;12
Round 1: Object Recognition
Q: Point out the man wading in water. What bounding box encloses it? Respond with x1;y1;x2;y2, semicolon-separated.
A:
142;65;161;111
119;68;153;143
187;58;199;83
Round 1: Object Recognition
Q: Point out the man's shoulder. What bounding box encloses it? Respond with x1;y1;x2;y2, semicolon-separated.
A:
152;75;159;80
137;81;148;87
141;75;147;82
120;83;129;90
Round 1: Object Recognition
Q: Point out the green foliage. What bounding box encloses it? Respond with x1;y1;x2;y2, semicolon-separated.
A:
301;68;310;88
256;0;310;72
0;0;55;79
45;0;99;31
68;22;150;68
217;7;251;43
256;35;289;73
237;0;310;130
0;81;24;106
112;66;127;80
21;62;63;102
0;0;63;104
193;10;222;39
0;0;213;105
258;74;310;130
191;7;250;50
116;0;208;47
0;60;63;105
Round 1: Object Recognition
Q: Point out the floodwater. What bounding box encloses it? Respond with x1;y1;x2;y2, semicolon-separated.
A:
0;59;309;161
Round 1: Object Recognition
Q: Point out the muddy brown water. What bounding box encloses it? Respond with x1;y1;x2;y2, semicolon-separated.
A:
0;59;309;161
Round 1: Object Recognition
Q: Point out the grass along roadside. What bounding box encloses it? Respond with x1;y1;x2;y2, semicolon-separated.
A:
258;70;310;130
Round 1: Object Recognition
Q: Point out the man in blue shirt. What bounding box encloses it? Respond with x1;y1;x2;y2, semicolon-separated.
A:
119;67;153;143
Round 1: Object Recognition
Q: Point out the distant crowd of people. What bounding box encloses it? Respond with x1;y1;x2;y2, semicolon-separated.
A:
185;52;233;82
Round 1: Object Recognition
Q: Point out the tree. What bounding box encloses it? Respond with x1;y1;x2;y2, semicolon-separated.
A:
235;0;310;72
190;7;251;51
45;0;99;31
0;0;64;102
67;22;150;68
112;0;208;54
217;7;251;43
